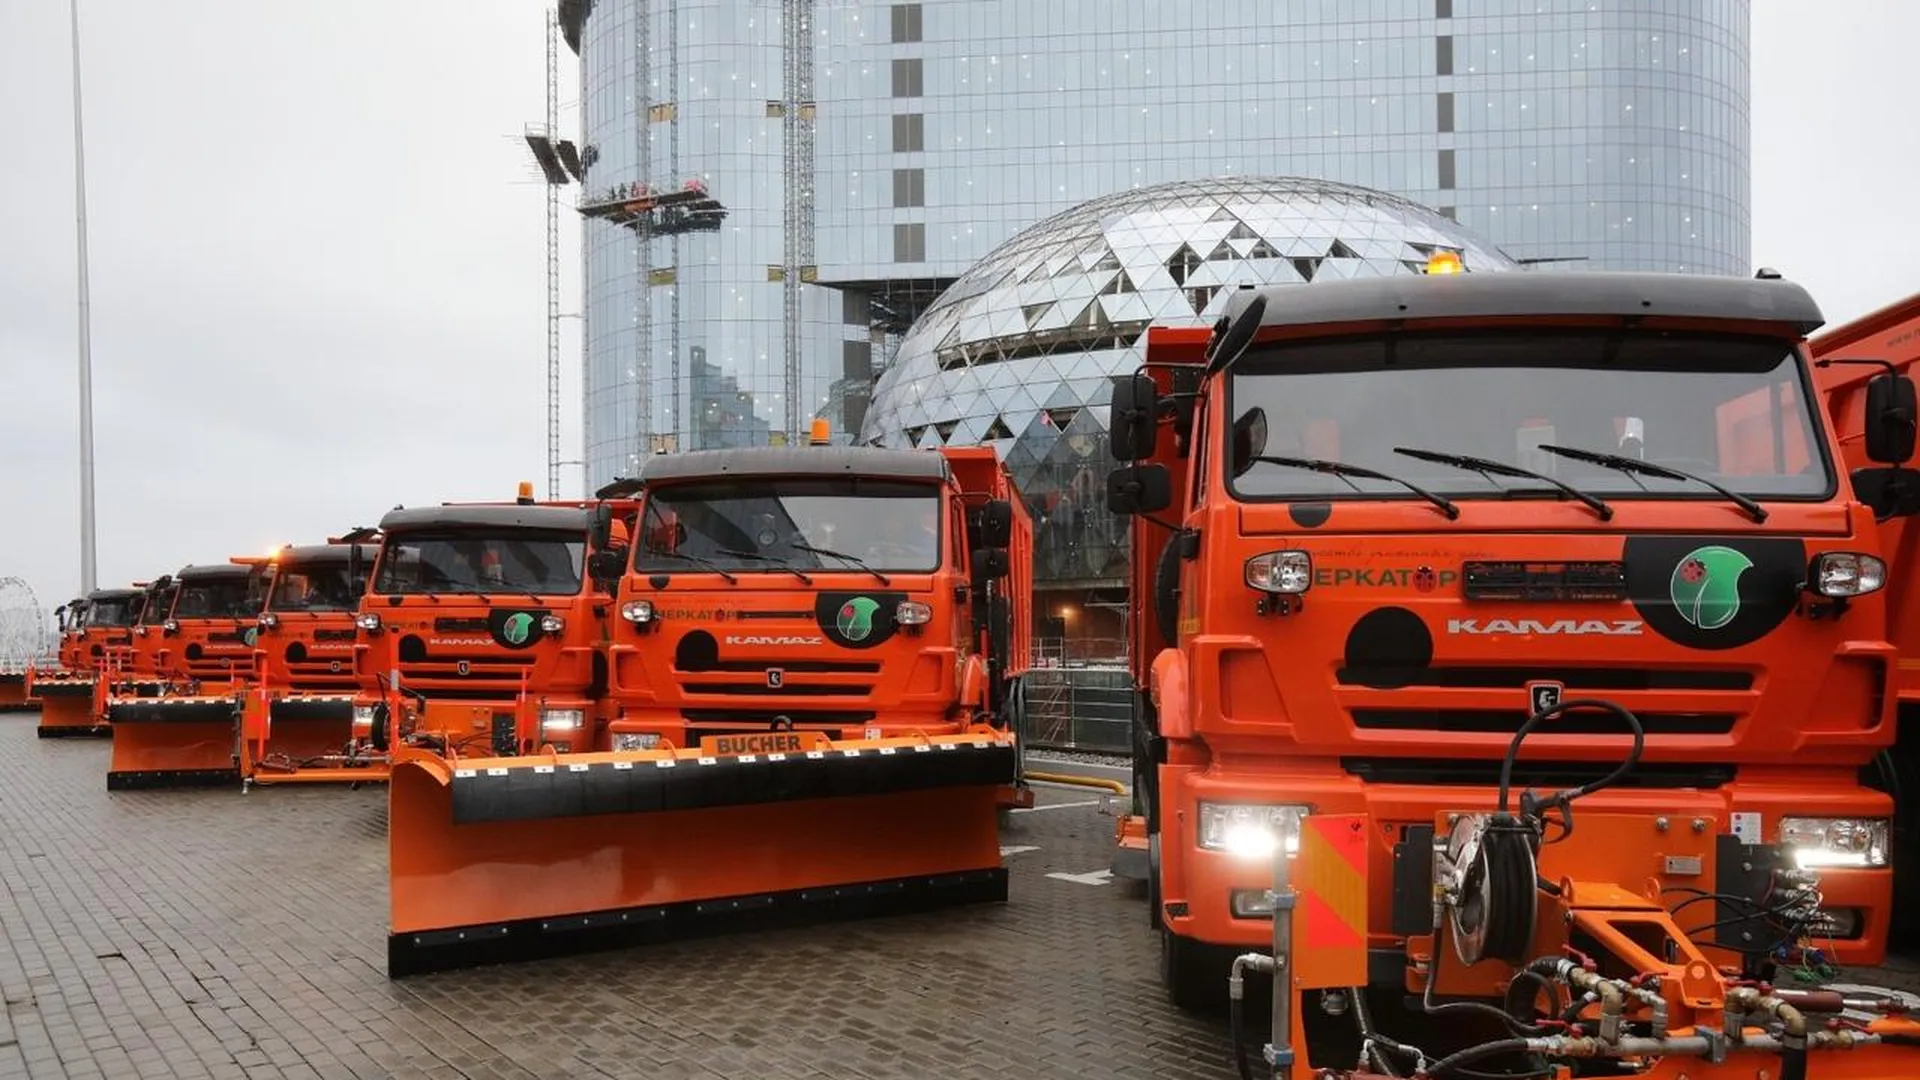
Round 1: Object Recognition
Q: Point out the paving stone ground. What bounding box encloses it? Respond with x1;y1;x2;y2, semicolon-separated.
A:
3;720;1916;1080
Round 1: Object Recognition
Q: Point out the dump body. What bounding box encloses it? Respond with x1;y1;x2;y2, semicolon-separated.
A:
1108;268;1906;1049
383;449;1026;976
105;563;263;790
240;541;381;785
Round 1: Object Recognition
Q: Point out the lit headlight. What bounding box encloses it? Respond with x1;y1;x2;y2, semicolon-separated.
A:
541;708;586;730
163;619;179;633
1808;552;1887;598
539;614;566;633
896;600;933;626
620;600;655;624
615;732;660;751
258;613;280;630
355;613;381;632
1780;816;1889;868
1245;551;1312;595
134;625;148;637
1198;802;1309;859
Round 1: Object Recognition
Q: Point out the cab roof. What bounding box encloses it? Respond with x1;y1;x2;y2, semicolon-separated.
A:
1219;270;1826;338
639;446;951;484
86;587;142;602
175;563;256;581
378;504;593;534
273;543;377;566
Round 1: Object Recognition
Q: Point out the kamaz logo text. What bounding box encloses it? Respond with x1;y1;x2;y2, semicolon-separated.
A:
724;635;823;647
1447;618;1644;637
429;637;492;648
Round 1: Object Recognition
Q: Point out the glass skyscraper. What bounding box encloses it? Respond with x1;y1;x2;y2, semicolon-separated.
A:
563;0;1751;493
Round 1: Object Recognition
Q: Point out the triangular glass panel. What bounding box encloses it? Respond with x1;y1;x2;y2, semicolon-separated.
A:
1226;221;1259;242
1164;243;1202;287
1291;257;1321;282
932;420;958;444
1248;239;1281;260
983;416;1013;441
1206;240;1237;262
1327;239;1361;260
1021;302;1052;327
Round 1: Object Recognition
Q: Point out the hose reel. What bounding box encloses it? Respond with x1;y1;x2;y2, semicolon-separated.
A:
1442;812;1541;967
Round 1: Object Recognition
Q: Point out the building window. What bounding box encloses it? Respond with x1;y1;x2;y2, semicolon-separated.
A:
1436;35;1453;77
1438;149;1456;190
891;58;923;98
890;4;922;43
892;112;925;153
893;222;926;262
892;168;925;208
1437;91;1454;133
1436;0;1451;17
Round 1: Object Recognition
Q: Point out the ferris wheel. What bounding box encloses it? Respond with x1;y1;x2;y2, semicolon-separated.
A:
0;577;48;674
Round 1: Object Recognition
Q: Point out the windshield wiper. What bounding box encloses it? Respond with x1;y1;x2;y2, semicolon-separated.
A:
644;549;738;584
790;542;892;585
1246;454;1460;519
1393;446;1613;521
1536;444;1767;523
717;548;814;585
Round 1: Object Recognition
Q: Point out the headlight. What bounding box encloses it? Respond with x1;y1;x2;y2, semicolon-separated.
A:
163;619;179;633
1779;816;1889;868
615;732;660;751
620;599;655;624
539;614;566;633
355;613;381;632
258;613;279;630
540;708;585;730
1198;802;1309;859
896;600;932;626
134;625;147;637
1808;552;1887;598
1245;551;1312;594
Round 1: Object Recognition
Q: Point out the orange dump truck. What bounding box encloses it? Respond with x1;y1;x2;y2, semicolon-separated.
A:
381;439;1029;975
26;587;143;733
238;535;382;787
1105;265;1920;1078
104;561;265;790
1808;289;1920;952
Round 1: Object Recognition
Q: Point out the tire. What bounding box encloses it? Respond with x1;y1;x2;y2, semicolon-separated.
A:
1147;831;1163;930
1161;928;1227;1015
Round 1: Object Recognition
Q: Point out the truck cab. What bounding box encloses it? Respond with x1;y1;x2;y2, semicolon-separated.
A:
1108;267;1906;1011
355;486;636;758
158;563;266;689
603;443;1025;753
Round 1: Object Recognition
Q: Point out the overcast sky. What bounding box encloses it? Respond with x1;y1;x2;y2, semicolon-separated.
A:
2;2;1917;628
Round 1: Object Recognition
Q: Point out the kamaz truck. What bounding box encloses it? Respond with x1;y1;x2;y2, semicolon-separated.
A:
27;586;143;734
1105;261;1920;1078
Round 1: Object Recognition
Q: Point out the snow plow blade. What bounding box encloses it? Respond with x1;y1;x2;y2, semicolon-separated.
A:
27;671;104;736
104;696;241;790
241;693;388;786
387;727;1017;977
0;672;29;712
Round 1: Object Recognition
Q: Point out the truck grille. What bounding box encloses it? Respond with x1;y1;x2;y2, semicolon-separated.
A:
1350;708;1737;736
1335;666;1752;691
282;659;356;694
1342;757;1734;790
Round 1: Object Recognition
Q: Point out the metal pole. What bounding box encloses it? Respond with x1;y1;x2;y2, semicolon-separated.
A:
1268;833;1296;1079
70;0;98;595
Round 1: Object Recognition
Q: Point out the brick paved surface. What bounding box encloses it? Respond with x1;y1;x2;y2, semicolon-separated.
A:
3;718;1916;1080
0;719;1234;1080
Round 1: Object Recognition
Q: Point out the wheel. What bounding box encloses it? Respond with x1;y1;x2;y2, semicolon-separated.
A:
1161;928;1229;1015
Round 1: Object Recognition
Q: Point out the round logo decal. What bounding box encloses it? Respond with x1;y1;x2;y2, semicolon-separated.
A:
243;628;259;647
487;609;547;650
1669;545;1755;631
836;597;881;642
502;612;535;646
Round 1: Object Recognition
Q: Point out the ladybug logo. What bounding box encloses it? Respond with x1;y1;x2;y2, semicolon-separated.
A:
1413;567;1438;593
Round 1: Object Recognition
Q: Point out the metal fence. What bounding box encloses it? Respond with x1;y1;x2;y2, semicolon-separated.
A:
1022;662;1134;755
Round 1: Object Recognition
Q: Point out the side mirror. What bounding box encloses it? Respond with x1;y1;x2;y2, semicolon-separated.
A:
589;504;614;550
1108;373;1160;462
1851;466;1920;520
587;548;627;583
971;547;1010;581
1230;407;1270;478
1107;464;1173;516
978;499;1014;549
1865;372;1918;465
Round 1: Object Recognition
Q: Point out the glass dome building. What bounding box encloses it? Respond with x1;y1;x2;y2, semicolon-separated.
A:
859;176;1521;643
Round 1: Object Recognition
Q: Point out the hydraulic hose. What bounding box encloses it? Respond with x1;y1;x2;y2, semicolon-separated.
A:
1230;953;1274;1080
1495;697;1645;816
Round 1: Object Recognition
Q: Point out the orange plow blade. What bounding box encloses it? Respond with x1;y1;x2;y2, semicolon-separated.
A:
0;672;30;712
387;727;1017;976
104;695;242;790
27;672;105;737
241;694;388;786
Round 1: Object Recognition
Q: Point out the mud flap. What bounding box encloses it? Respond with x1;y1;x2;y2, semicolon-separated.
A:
33;681;105;736
387;733;1017;977
105;698;241;790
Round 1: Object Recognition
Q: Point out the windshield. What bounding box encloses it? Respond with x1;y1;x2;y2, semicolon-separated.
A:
171;577;259;620
140;589;172;625
269;561;367;612
1226;330;1833;502
84;599;137;628
636;479;943;574
373;529;586;595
